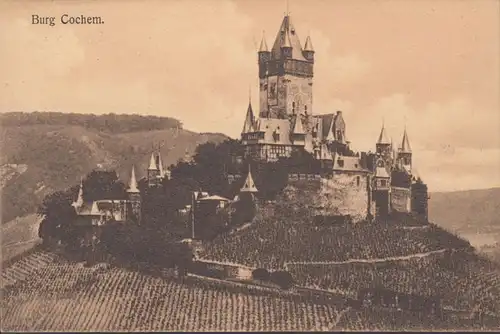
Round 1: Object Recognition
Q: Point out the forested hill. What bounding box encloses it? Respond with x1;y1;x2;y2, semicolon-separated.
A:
0;111;229;223
0;112;183;134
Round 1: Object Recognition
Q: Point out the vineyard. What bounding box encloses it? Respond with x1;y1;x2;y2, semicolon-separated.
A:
3;252;499;330
2;260;355;331
287;251;500;314
1;249;59;289
198;210;471;270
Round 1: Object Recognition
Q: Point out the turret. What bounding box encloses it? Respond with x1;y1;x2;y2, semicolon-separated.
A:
241;101;255;134
376;121;391;160
147;152;160;187
258;32;271;63
281;28;293;59
398;127;412;171
127;165;141;224
72;177;84;210
303;35;314;62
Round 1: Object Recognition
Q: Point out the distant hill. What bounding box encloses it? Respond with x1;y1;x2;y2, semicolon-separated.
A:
0;112;229;224
429;188;500;247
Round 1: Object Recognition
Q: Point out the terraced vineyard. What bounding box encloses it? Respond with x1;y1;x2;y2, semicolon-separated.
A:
2;259;354;331
1;249;59;289
3;252;498;331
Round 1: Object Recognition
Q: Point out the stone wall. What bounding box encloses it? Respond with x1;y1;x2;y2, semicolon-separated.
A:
314;173;371;223
391;187;411;213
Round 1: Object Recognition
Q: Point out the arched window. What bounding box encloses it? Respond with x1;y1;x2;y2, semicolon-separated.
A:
292;102;296;114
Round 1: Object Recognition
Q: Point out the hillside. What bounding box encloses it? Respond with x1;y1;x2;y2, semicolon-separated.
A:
429;188;500;247
0;112;228;224
2;251;497;331
198;184;500;315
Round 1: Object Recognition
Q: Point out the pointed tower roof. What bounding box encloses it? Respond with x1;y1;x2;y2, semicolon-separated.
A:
148;152;158;170
127;165;140;193
259;32;269;52
157;153;164;177
282;29;292;48
401;128;412;153
240;165;258;193
377;123;390;145
242;101;255;134
72;178;84;208
271;15;307;61
292;116;306;135
304;35;314;52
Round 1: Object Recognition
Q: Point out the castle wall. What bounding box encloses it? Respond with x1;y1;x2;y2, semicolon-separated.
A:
314;173;371;223
391;187;411;213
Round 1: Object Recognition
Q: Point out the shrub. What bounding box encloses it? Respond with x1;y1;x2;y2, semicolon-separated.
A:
252;268;270;281
270;271;294;290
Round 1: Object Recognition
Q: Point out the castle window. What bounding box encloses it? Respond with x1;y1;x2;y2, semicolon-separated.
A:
292;102;296;114
304;105;308;114
357;176;360;187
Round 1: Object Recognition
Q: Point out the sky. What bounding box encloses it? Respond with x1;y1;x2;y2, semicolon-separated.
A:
1;0;499;192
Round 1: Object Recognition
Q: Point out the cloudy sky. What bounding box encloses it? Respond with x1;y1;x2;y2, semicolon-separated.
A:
1;0;499;192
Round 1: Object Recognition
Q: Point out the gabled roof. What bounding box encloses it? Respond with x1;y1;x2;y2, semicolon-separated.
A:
240;167;258;193
292;115;306;135
270;15;307;61
332;153;368;172
375;166;390;178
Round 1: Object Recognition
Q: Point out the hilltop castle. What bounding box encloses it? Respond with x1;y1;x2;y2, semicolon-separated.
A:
240;14;428;221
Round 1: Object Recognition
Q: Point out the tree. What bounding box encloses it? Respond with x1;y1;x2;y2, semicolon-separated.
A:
270;271;294;290
252;268;270;281
38;188;78;245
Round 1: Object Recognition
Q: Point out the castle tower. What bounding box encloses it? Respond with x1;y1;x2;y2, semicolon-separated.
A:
258;14;314;119
376;121;393;170
147;152;160;187
127;165;141;224
398;127;412;171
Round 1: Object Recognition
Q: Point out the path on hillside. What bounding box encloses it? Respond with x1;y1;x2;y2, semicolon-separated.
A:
284;248;448;267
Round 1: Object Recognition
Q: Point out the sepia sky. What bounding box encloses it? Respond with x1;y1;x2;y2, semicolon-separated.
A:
1;0;499;192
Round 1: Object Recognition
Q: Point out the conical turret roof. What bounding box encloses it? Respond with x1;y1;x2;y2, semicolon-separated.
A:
304;35;314;52
148;152;157;170
377;124;391;145
259;33;269;52
401;128;412;153
282;29;292;48
127;165;140;193
242;102;255;134
240;166;258;193
157;153;164;177
72;178;84;208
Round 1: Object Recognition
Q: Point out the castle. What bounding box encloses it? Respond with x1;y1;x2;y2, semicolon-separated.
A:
71;149;171;227
240;14;428;221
